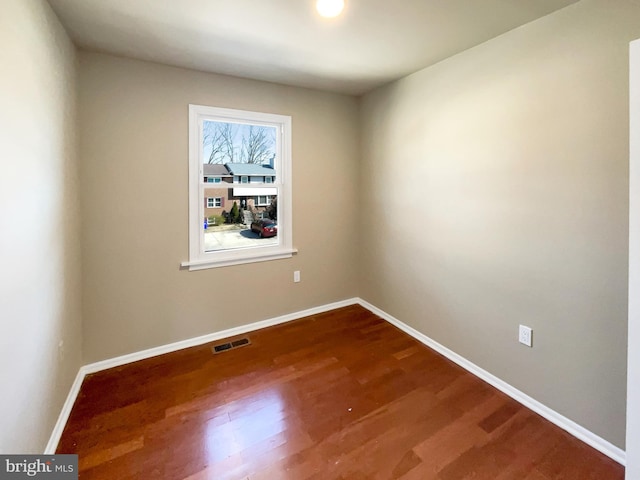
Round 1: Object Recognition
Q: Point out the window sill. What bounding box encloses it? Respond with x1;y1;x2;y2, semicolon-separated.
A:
180;248;298;271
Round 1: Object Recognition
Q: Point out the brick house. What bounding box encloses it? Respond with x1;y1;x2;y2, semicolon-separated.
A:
203;163;277;222
203;164;233;220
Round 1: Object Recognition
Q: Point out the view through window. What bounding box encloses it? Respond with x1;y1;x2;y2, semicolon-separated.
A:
185;105;293;270
202;120;279;252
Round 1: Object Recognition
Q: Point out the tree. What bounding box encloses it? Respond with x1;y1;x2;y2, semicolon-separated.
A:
204;122;237;164
265;197;277;221
229;201;241;223
203;122;275;165
203;121;224;164
241;125;275;164
219;123;237;163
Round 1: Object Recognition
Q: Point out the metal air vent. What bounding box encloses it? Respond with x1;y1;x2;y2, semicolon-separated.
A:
212;337;251;354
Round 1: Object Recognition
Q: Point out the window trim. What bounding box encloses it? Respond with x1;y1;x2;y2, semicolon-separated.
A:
183;104;295;270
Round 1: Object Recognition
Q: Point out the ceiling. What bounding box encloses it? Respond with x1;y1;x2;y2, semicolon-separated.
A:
47;0;580;96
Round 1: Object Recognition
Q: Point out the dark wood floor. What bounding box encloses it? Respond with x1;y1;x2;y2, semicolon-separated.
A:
57;305;624;479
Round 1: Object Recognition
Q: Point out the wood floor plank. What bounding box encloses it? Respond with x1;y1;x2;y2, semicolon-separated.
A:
57;305;624;479
412;393;507;475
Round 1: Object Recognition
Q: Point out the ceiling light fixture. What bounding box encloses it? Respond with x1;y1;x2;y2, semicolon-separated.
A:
316;0;344;18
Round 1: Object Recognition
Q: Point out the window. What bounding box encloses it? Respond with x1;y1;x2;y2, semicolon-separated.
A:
183;105;294;270
255;195;271;206
207;197;222;208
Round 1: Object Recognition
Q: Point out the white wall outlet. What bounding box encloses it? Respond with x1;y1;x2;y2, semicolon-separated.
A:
293;270;301;283
519;325;532;347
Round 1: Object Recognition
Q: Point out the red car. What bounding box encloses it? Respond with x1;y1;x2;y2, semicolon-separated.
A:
250;219;278;238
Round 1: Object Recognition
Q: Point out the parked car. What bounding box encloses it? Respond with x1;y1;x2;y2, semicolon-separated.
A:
251;219;277;238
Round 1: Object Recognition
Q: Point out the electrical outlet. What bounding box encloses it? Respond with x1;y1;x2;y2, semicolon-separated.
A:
293;270;301;283
519;325;532;347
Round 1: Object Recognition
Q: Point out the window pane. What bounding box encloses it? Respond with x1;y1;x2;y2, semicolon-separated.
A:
202;120;277;180
204;192;279;252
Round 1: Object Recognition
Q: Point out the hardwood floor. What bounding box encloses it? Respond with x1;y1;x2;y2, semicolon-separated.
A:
57;305;624;479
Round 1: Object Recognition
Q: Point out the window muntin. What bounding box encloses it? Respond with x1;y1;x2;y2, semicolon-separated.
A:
184;105;293;270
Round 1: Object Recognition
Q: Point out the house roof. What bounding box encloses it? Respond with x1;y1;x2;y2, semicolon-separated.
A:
203;164;231;176
225;163;275;176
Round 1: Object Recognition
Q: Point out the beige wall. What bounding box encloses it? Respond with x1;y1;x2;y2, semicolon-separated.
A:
360;0;640;448
4;0;635;455
78;52;360;363
0;0;82;453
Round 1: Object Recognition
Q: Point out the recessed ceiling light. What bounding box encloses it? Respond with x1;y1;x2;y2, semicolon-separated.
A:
316;0;345;18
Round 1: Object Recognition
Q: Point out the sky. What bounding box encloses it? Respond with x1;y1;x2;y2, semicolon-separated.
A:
202;120;276;165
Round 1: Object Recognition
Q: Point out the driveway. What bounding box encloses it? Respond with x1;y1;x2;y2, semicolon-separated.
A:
204;227;277;251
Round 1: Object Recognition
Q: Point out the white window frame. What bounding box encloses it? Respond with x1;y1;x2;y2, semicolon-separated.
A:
207;197;222;208
255;195;271;206
183;105;295;270
241;176;249;184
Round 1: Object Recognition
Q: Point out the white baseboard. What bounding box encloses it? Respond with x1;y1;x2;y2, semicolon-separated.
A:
82;298;360;375
46;296;626;466
44;298;360;452
44;368;85;454
356;298;626;466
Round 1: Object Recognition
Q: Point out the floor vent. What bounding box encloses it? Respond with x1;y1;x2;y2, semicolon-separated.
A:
212;337;251;354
